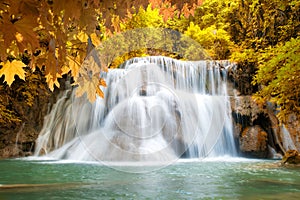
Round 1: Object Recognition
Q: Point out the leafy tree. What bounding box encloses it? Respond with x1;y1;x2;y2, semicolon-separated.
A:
108;4;186;67
192;0;232;30
252;37;300;122
184;22;234;59
226;0;300;50
120;5;164;30
227;0;300;119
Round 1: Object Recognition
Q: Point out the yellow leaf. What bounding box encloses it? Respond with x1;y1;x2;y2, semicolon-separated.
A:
79;7;98;34
67;55;81;78
0;60;26;86
96;86;104;98
75;82;96;102
90;33;101;47
82;54;101;75
15;32;24;43
75;84;85;97
99;78;107;87
77;31;88;43
96;78;106;98
103;66;108;72
45;73;54;91
74;75;105;102
45;51;61;80
61;65;70;75
14;16;40;51
45;73;61;91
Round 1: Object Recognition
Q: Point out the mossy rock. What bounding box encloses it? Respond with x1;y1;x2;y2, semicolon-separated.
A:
281;150;300;165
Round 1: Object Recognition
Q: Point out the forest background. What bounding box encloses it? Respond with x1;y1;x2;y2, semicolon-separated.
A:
0;0;299;142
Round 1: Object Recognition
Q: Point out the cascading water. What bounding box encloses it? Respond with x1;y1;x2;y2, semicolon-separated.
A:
281;125;297;151
34;56;237;162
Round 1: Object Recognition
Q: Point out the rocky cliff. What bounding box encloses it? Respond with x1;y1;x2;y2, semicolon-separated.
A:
229;63;300;159
0;78;71;158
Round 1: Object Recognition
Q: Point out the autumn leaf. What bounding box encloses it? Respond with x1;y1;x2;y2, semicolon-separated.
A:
14;15;40;51
75;76;106;101
67;55;81;78
96;78;106;98
96;85;104;98
0;36;6;61
159;1;176;22
0;60;26;86
75;75;100;102
45;73;61;91
64;1;82;22
74;59;107;102
111;15;121;33
61;65;71;75
80;53;102;76
90;33;101;47
45;51;60;80
181;3;192;18
99;78;107;87
19;0;40;16
0;14;18;48
0;13;38;52
149;0;161;9
79;7;98;34
77;31;89;43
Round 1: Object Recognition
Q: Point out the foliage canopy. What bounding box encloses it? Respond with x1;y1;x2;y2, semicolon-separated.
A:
253;37;300;122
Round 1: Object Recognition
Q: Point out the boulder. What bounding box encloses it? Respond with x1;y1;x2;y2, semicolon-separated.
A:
239;125;268;158
0;145;21;158
281;150;300;165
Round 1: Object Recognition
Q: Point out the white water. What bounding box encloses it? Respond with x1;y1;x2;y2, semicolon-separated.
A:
35;56;237;162
281;125;297;151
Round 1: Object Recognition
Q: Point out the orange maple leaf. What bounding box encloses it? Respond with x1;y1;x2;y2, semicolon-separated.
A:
0;60;26;86
74;68;107;102
45;73;62;91
75;75;100;102
67;55;81;78
13;16;40;51
90;33;101;47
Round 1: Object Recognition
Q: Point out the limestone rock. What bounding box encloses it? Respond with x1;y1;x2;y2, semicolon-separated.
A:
281;150;300;165
285;114;300;151
0;145;21;158
239;125;268;158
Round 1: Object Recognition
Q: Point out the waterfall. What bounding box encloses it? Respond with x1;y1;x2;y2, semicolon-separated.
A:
34;56;237;162
281;125;297;151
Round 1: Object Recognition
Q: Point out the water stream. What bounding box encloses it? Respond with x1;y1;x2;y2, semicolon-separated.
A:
1;159;300;200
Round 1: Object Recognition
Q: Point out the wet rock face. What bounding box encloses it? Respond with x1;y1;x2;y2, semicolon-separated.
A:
0;112;48;158
239;125;268;158
230;93;300;158
285;114;300;151
0;126;38;158
230;95;268;157
0;145;21;158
